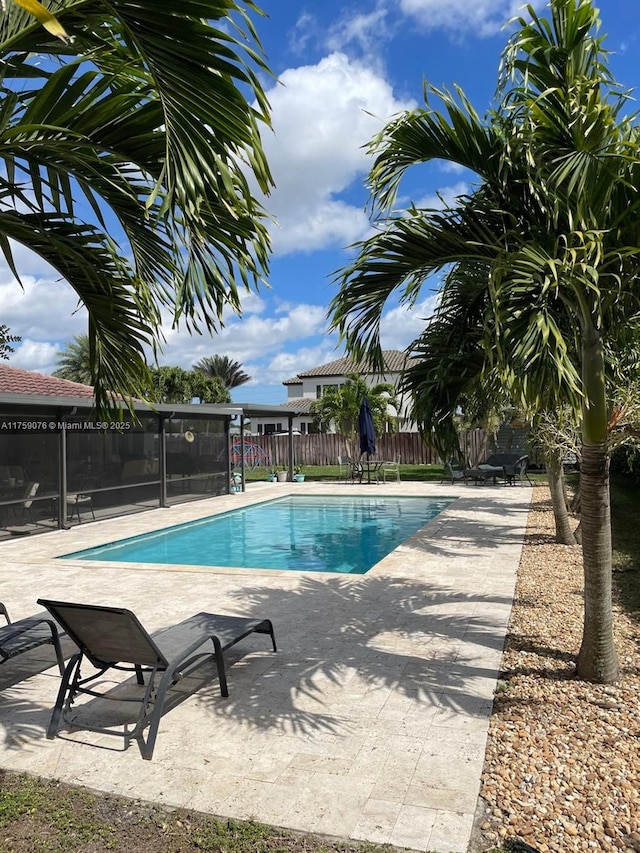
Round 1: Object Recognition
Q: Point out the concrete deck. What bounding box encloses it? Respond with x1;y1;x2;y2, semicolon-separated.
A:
0;480;531;853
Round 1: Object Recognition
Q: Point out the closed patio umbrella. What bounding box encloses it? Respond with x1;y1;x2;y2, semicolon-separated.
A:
358;397;376;482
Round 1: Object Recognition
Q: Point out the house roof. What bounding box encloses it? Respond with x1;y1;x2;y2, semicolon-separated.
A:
0;363;95;398
0;363;308;420
283;350;413;385
278;397;314;413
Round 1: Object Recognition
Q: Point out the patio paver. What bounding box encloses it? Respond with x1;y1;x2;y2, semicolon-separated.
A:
0;479;531;853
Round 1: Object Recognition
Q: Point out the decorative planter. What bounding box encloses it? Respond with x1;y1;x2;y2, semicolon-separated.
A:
276;470;288;482
267;473;277;482
293;474;305;482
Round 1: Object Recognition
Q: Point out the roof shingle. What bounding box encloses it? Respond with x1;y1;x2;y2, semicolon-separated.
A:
0;364;95;399
283;350;414;384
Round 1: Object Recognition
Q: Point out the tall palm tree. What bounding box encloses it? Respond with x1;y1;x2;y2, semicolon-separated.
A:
330;0;640;683
311;373;397;458
193;355;251;391
1;0;273;414
53;334;92;384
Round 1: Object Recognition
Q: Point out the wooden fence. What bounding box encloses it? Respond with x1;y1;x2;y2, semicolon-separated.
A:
236;430;488;469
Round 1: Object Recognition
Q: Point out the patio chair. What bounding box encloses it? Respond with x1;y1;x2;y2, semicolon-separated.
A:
67;492;95;523
0;602;65;675
442;459;466;484
20;481;39;524
504;455;532;486
337;455;353;482
37;599;277;760
381;455;401;483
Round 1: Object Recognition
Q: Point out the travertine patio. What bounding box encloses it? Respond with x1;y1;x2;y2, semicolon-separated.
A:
0;479;531;853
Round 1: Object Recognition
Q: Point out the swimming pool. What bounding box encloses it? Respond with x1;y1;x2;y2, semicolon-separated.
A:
60;495;454;574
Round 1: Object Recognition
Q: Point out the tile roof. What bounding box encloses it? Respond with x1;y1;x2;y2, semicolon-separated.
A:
278;398;314;413
0;364;95;399
283;350;414;384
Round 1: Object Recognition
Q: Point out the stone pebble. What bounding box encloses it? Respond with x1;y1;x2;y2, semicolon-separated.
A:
476;485;640;853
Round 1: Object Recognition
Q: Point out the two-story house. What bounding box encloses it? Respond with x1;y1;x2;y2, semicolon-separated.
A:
251;350;418;436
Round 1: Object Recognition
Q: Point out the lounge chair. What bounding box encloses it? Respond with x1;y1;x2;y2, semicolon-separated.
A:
37;599;277;760
0;602;65;675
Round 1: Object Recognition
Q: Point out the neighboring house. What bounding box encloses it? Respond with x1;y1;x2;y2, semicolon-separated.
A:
252;350;419;436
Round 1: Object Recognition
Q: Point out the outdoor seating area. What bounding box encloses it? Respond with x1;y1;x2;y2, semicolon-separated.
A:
0;479;529;852
0;476;532;852
463;453;531;486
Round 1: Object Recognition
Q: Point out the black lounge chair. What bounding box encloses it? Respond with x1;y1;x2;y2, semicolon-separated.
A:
0;602;65;675
37;599;277;760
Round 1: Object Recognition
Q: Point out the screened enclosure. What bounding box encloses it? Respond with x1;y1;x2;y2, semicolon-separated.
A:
0;400;234;541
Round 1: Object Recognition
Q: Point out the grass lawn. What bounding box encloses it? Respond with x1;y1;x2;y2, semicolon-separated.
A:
243;463;449;483
244;463;549;485
0;470;636;853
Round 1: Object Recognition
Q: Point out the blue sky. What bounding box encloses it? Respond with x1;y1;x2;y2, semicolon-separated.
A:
2;0;639;404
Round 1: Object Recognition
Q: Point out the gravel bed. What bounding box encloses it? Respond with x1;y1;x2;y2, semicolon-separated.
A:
476;485;640;853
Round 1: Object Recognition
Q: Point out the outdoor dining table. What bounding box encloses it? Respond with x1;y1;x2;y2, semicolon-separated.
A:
350;460;384;484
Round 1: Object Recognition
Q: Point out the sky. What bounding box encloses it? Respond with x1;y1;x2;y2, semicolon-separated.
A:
2;0;639;404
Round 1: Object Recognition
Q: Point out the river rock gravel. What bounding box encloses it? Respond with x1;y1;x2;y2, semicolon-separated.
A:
475;485;640;853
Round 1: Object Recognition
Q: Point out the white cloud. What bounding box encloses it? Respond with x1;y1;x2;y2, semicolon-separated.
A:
157;302;328;370
0;273;87;342
398;0;543;38
380;295;440;350
326;3;392;58
258;52;416;255
9;339;61;373
262;342;339;384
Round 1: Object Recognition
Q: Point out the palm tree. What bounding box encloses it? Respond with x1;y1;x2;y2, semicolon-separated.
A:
1;1;273;415
330;0;640;683
193;355;251;391
53;334;92;384
311;373;397;458
402;264;579;546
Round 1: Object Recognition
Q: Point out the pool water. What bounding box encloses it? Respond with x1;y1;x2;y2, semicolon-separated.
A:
61;495;454;574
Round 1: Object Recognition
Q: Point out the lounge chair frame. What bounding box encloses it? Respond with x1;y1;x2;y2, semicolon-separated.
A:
0;602;65;675
37;599;277;760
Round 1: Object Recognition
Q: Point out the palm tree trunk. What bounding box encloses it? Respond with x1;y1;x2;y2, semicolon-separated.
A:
545;449;576;545
576;325;619;683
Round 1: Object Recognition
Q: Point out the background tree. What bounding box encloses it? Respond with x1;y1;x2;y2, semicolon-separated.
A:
311;373;397;458
1;0;273;414
331;0;640;683
149;366;230;405
0;325;21;360
53;334;92;384
193;355;251;392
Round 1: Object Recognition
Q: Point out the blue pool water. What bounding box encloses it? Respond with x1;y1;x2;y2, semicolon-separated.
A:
60;495;453;574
